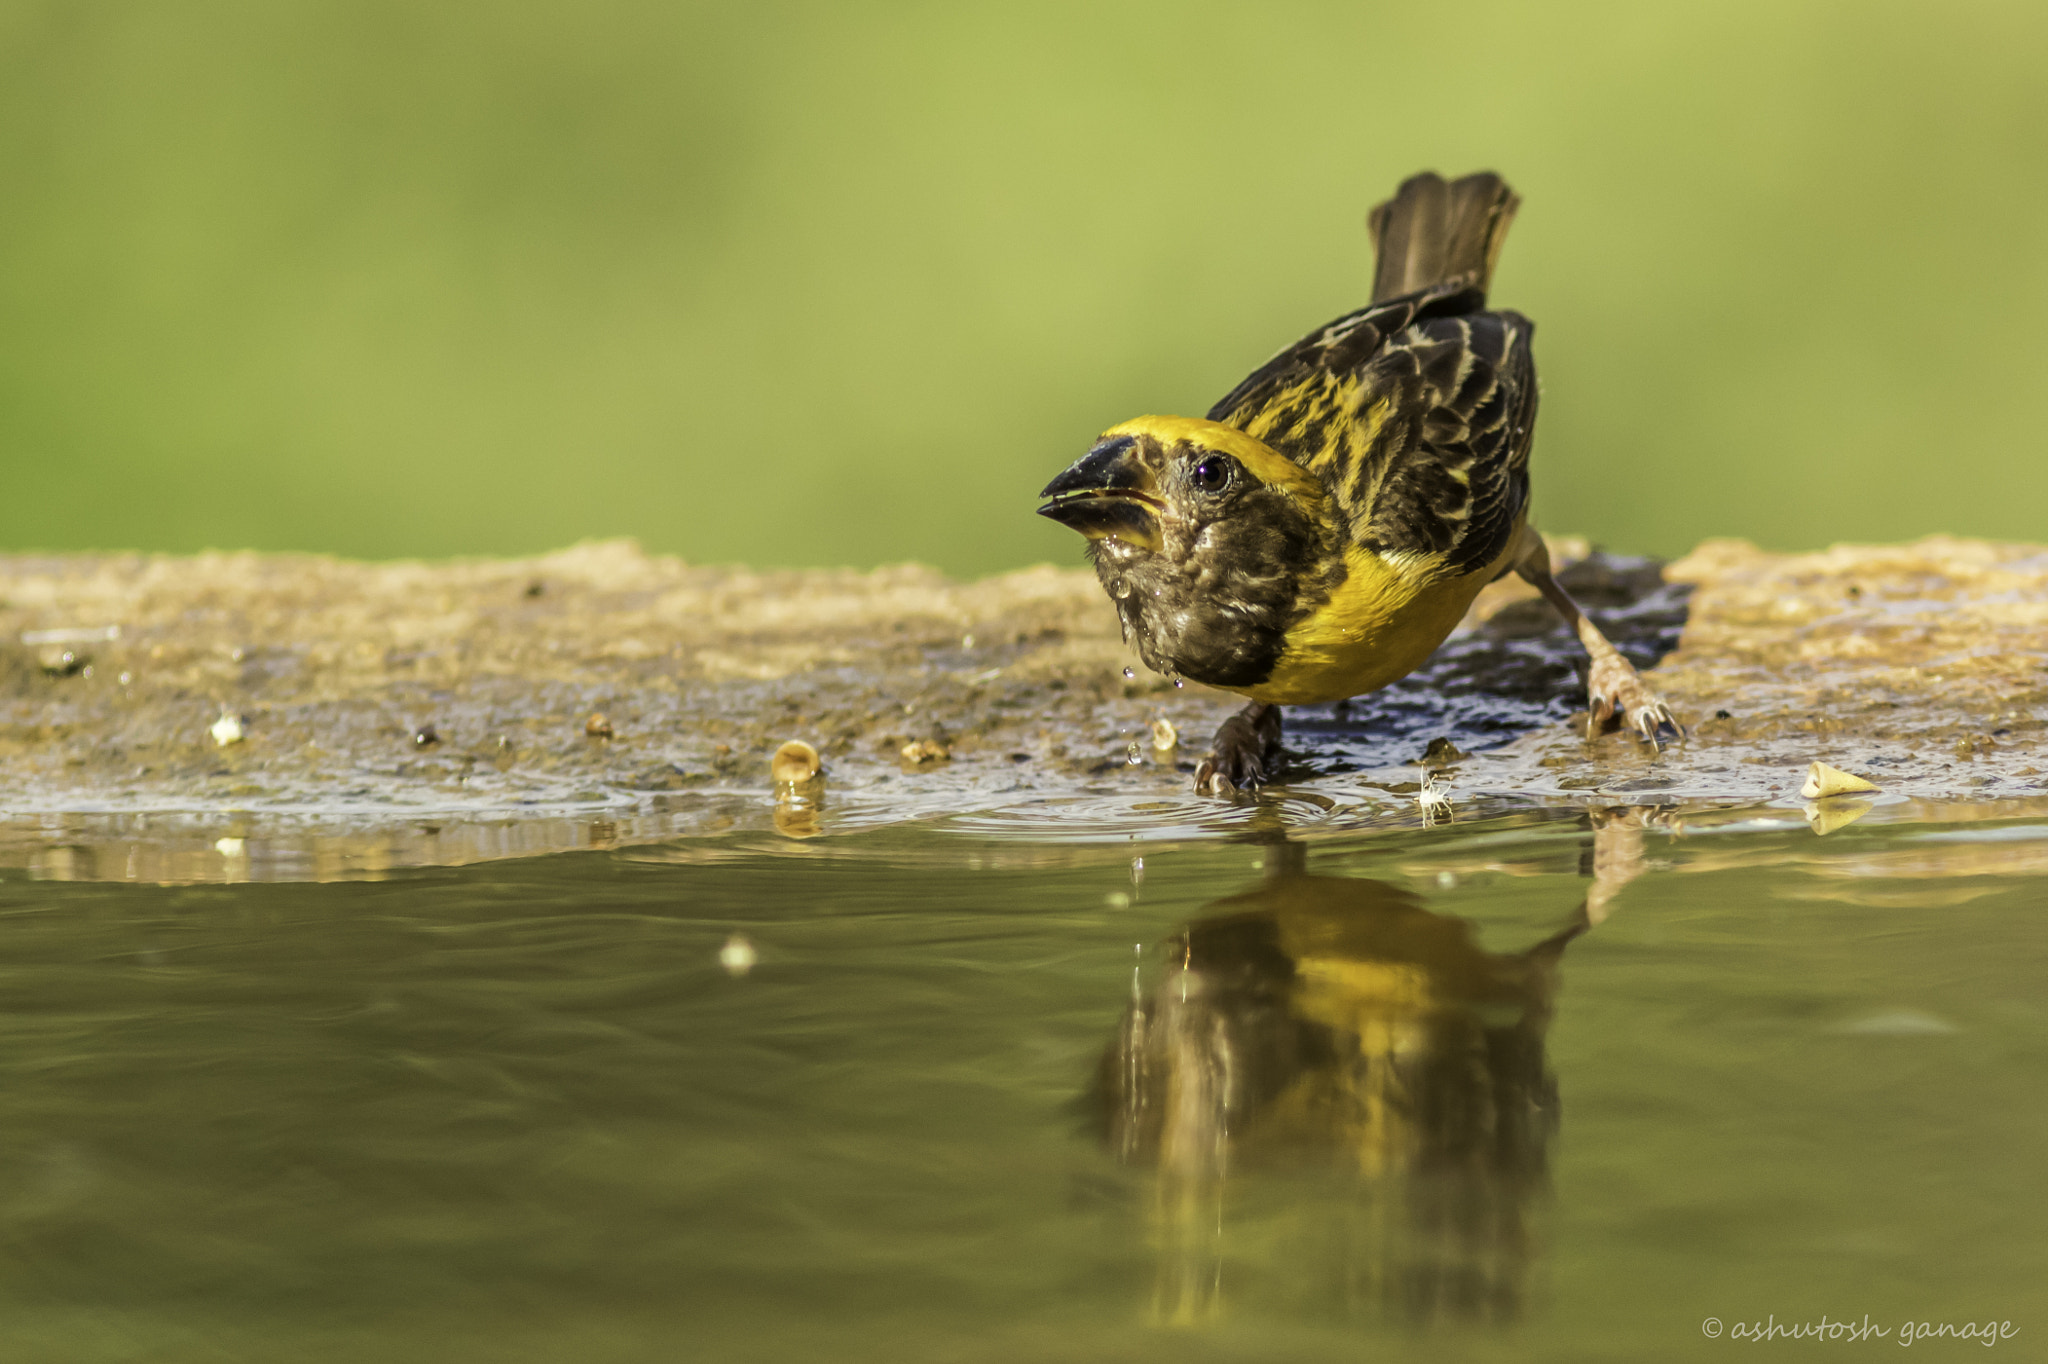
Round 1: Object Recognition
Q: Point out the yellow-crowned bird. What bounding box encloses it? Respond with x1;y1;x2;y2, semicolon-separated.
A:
1037;171;1678;794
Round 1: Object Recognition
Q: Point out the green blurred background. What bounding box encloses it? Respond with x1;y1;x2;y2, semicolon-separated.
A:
2;0;2044;576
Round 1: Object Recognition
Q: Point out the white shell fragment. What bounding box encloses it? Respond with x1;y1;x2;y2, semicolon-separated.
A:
210;711;245;746
1801;761;1878;800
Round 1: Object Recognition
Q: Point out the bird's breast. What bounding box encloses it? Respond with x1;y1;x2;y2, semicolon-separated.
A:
1237;542;1510;707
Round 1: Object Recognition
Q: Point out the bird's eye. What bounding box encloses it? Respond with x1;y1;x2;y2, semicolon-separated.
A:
1189;456;1235;494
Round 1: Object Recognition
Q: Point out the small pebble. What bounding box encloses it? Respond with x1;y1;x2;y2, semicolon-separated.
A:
210;711;245;746
718;934;758;977
772;740;822;785
1419;736;1471;767
901;738;950;766
584;712;615;740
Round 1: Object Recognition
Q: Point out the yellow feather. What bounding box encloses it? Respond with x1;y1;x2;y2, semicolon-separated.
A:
1099;415;1327;510
1244;523;1521;706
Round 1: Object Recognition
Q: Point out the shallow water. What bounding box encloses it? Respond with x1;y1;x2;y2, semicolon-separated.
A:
0;802;2042;1362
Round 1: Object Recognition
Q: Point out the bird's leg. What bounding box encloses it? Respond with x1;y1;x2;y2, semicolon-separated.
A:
1582;805;1652;926
1511;527;1682;746
1193;703;1283;797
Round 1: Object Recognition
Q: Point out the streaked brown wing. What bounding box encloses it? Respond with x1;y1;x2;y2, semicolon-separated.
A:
1208;289;1535;578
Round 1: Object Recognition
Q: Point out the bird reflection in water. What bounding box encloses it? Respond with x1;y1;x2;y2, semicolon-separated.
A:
1089;809;1654;1327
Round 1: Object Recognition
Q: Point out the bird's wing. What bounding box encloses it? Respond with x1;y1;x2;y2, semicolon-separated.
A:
1207;289;1535;578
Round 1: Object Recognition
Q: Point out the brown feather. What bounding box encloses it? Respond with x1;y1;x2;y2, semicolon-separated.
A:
1366;171;1521;303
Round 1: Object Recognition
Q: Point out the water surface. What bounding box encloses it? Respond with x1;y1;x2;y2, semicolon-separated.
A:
0;803;2041;1361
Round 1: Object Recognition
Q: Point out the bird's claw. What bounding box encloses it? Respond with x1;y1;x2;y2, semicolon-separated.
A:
1586;655;1683;750
1192;757;1239;798
1193;704;1283;798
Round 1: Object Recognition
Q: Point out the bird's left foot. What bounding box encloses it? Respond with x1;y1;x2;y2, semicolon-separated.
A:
1193;703;1283;797
1586;651;1683;748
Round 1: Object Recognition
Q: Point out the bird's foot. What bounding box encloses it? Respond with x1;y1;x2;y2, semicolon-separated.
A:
1193;703;1283;797
1586;652;1682;748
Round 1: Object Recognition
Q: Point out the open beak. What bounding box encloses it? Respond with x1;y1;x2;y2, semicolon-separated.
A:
1035;436;1162;551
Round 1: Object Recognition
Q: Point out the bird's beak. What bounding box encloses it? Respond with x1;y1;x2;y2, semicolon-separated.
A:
1036;436;1162;552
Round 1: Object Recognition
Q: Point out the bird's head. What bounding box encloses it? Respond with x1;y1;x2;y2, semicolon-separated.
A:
1036;416;1333;689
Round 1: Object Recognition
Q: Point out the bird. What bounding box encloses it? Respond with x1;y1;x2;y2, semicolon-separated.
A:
1037;170;1679;795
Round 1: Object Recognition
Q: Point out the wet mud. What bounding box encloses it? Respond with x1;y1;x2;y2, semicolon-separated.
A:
0;534;2042;876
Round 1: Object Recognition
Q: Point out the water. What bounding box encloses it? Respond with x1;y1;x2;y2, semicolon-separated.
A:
0;803;2042;1361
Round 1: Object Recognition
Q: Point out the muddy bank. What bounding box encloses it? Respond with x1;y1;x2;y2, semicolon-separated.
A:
0;534;2041;876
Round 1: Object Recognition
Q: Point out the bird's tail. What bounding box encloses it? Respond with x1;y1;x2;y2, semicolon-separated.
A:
1366;171;1520;304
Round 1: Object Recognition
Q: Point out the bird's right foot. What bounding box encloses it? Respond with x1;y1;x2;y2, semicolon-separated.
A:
1587;650;1683;748
1193;703;1283;797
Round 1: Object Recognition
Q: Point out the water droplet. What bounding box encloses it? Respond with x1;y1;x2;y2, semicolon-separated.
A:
718;934;758;977
1131;856;1145;883
1172;676;1184;688
1112;580;1133;599
1125;741;1143;765
1122;667;1135;679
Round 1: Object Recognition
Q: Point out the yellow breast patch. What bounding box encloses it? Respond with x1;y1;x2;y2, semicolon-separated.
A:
1240;527;1519;707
